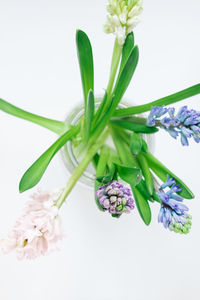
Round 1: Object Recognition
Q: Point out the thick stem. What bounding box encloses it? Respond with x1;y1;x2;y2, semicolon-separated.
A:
55;129;109;208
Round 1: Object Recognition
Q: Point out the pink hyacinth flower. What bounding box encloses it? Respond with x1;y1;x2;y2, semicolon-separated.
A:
0;190;64;260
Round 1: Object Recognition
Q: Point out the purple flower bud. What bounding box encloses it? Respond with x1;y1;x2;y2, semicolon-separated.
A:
96;181;135;216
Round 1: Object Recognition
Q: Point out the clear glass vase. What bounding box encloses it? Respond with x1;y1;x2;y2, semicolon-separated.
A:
61;99;154;188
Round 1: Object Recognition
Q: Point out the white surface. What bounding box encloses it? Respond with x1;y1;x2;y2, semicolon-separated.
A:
0;0;199;299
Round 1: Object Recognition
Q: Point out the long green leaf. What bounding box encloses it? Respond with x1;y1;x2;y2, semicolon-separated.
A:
110;119;159;134
114;83;200;117
19;125;80;193
113;45;139;105
137;180;154;203
84;90;95;142
118;32;134;77
0;98;67;134
132;186;152;225
144;152;194;199
76;30;94;105
137;153;154;195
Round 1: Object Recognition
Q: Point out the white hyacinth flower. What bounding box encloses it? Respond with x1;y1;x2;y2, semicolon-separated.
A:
104;0;143;45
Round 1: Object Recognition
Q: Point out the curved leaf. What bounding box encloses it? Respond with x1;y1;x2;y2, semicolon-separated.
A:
132;186;152;225
0;98;67;134
110;119;159;133
19;125;80;193
76;30;94;104
114;83;200;117
118;32;134;76
113;45;139;105
137;152;154;195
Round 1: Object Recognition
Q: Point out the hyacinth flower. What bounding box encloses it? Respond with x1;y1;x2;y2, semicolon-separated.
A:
104;0;143;45
157;176;192;234
96;181;135;216
0;191;64;259
147;105;200;146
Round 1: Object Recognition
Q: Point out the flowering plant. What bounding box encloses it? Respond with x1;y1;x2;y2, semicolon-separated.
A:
0;0;199;259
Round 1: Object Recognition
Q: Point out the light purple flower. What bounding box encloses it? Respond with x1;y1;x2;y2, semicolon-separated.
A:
96;181;135;216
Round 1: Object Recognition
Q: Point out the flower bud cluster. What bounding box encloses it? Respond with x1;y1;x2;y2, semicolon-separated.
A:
104;0;143;45
96;181;135;216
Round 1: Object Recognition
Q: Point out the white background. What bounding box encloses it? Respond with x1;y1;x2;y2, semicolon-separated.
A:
0;0;200;299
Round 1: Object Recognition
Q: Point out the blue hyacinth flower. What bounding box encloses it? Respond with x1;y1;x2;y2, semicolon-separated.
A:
157;175;192;234
147;105;200;146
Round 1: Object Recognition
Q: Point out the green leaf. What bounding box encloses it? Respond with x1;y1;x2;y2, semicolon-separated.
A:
110;119;159;133
136;180;154;202
118;32;134;76
91;96;115;139
137;152;154;195
0;98;67;134
92;92;107;126
84;90;95;142
130;133;142;155
131;186;152;225
141;139;148;153
112;45;139;105
144;152;194;199
111;127;139;167
76;30;94;104
19;125;80;193
116;164;142;187
92;153;100;169
114;83;200;117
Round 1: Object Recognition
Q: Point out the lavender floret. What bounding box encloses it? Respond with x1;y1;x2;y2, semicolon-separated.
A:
96;181;135;216
147;105;200;146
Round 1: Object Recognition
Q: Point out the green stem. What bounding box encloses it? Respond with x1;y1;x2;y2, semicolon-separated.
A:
106;39;122;96
99;39;122;118
113;83;200;117
0;98;68;134
55;129;109;208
